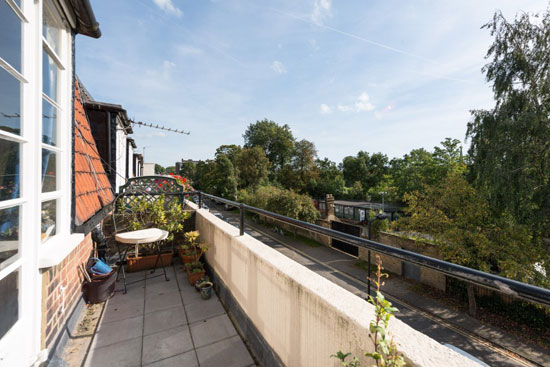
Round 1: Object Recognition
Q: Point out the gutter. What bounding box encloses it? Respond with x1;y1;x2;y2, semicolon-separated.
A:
69;0;101;38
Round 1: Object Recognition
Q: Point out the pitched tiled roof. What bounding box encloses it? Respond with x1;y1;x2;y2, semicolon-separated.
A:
74;80;114;226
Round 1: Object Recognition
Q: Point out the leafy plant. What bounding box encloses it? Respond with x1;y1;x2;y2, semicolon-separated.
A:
185;261;204;274
116;194;190;256
332;256;405;367
180;231;209;261
331;351;361;367
365;256;405;367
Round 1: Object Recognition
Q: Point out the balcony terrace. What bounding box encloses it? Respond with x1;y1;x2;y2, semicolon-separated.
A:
54;177;549;367
83;265;254;367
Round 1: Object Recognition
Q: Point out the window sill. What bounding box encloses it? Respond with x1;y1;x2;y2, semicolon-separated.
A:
38;233;85;269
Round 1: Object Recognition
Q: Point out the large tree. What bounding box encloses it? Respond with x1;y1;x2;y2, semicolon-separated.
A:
243;119;295;175
342;151;389;196
307;158;346;198
466;9;550;239
404;170;544;315
215;144;242;166
235;147;270;189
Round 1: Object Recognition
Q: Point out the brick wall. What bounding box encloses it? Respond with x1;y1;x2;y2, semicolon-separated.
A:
41;234;94;350
359;232;447;292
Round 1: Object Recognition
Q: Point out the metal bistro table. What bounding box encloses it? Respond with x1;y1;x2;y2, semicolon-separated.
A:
114;228;170;293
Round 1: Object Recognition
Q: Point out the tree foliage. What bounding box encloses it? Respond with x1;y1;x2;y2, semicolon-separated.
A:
467;9;550;238
154;163;165;175
239;185;319;223
308;158;346;199
243;119;295;175
235;146;270;189
404;171;547;287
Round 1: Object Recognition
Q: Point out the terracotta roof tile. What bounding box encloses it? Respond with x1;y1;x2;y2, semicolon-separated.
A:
74;80;114;226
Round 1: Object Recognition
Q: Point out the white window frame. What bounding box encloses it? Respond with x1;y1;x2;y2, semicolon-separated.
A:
0;0;74;365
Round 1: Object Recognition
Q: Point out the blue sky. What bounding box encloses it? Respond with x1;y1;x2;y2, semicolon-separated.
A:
77;0;547;167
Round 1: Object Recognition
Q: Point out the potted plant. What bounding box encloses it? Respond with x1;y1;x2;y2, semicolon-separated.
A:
178;231;208;263
199;281;213;300
127;243;175;272
117;194;190;272
194;275;210;291
185;261;206;286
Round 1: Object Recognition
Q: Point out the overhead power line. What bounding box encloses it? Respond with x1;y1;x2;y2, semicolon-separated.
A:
130;120;191;135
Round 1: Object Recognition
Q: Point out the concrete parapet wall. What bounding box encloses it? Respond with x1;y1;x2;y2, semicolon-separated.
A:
190;203;480;367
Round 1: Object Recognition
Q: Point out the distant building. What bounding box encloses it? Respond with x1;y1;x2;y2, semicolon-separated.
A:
143;162;156;176
84;100;134;193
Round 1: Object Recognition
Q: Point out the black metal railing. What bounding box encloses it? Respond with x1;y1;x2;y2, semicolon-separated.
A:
182;191;550;308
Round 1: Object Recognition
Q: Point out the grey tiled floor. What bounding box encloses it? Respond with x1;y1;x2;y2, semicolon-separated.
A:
84;263;255;367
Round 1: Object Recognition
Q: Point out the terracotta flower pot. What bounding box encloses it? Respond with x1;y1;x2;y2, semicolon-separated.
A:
126;252;173;273
186;267;206;286
178;248;202;264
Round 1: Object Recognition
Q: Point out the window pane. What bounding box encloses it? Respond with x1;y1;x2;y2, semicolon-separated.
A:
41;149;56;192
0;0;22;72
0;67;21;135
0;139;20;201
41;200;56;243
0;206;19;271
0;270;19;340
42;50;58;102
43;6;61;57
42;99;57;146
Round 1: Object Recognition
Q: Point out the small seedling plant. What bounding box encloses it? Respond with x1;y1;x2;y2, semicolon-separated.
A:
332;256;406;367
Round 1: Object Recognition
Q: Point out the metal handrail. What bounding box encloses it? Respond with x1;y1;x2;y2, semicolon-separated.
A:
182;191;550;308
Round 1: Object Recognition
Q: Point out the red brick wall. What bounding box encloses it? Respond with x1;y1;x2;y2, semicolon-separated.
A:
41;234;94;349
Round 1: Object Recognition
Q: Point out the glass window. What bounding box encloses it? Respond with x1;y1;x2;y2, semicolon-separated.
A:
42;100;57;146
0;139;20;201
42;50;58;102
41;149;56;192
41;200;56;242
0;0;22;72
0;270;19;339
43;6;61;56
0;206;19;271
0;68;21;135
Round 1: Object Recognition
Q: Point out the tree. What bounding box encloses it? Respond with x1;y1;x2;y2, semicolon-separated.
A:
342;152;368;187
239;185;320;223
165;166;176;174
342;151;389;195
235;147;269;189
211;155;238;199
307;158;346;198
243;119;295;175
178;161;196;181
154;164;165;174
281;139;319;193
404;170;545;315
193;160;212;191
466;9;550;239
215;144;242;166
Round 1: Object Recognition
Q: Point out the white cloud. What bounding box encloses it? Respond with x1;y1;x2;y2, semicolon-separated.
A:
337;104;352;112
320;104;332;114
336;92;375;113
311;0;331;25
153;0;183;17
175;44;203;56
354;92;375;112
271;60;287;74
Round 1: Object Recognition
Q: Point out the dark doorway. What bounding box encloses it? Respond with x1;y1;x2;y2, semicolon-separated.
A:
330;221;360;256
